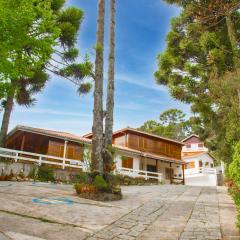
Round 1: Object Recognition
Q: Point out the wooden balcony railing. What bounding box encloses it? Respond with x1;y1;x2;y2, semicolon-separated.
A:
0;147;84;170
116;167;163;182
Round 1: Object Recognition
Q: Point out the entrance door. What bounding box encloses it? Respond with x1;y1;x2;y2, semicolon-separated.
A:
165;168;174;180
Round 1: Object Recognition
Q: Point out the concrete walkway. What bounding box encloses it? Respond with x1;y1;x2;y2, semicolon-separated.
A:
0;182;238;240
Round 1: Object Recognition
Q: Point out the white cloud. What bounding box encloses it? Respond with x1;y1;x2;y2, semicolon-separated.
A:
15;108;91;118
116;73;167;92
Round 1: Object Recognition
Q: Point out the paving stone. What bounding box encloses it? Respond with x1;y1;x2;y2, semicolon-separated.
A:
85;186;239;240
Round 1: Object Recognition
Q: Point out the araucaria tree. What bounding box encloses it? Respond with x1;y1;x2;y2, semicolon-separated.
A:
155;0;240;162
139;109;192;140
157;0;240;223
0;0;92;147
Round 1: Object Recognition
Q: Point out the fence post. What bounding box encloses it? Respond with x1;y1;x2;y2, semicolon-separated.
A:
15;152;18;162
38;156;42;166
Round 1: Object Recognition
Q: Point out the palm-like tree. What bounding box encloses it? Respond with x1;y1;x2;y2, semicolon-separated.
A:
91;0;105;174
103;0;116;172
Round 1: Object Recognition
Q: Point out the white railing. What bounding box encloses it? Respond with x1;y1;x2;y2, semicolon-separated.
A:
185;167;217;176
116;167;162;182
0;147;84;170
0;148;164;181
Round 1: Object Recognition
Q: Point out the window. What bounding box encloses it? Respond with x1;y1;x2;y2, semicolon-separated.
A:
121;156;133;169
67;146;74;159
198;143;204;148
186;144;191;148
186;161;195;169
147;165;157;173
205;162;209;167
199;160;203;168
211;163;214;168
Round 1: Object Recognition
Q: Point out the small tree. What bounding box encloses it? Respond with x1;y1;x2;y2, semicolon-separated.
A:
0;0;93;147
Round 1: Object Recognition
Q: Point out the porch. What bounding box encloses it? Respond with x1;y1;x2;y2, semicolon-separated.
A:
115;153;185;184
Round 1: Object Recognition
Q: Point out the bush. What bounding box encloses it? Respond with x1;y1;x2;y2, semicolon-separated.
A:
74;172;88;184
28;167;38;180
93;175;108;191
37;165;55;182
228;141;240;228
75;183;96;194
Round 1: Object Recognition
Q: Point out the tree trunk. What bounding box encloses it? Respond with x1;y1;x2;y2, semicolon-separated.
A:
225;14;240;108
226;14;239;67
103;0;116;172
91;0;105;174
0;92;15;147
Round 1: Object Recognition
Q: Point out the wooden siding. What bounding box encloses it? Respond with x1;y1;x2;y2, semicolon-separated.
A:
126;133;181;160
47;140;83;160
113;134;126;146
184;136;202;145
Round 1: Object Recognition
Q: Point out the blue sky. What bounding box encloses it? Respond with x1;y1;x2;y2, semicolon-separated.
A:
7;0;190;135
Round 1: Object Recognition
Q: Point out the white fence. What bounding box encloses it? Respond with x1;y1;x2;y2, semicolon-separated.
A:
0;147;163;181
185;167;217;176
116;167;163;182
0;147;84;170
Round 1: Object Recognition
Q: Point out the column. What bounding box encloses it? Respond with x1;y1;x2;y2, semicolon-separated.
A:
62;140;68;169
182;164;185;185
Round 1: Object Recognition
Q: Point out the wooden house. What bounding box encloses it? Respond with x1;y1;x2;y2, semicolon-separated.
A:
182;134;217;186
84;127;185;183
6;126;186;183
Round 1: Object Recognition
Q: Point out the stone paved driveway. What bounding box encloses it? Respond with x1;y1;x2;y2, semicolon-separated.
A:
0;182;239;240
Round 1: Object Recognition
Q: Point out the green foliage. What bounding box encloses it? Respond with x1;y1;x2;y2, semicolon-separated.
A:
156;0;240;161
51;0;65;12
107;145;116;156
229;142;240;189
121;156;129;161
95;43;104;54
93;175;108;191
63;48;79;62
37;165;55;182
0;0;59;83
160;109;185;125
228;142;240;227
139;109;193;140
78;82;92;95
74;172;88;184
28;166;38;180
0;0;93;147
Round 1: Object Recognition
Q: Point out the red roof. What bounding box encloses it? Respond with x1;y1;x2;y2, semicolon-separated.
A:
84;127;184;145
8;125;91;144
183;152;212;159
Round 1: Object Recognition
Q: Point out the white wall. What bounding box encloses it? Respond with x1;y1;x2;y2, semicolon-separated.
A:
184;153;217;186
114;153;140;171
114;152;184;182
185;174;217;186
182;144;208;152
184;153;214;170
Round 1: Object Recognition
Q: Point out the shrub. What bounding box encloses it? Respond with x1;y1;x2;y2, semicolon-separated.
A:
74;183;96;194
228;141;240;228
74;172;88;184
28;167;38;180
93;175;108;191
37;165;55;182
